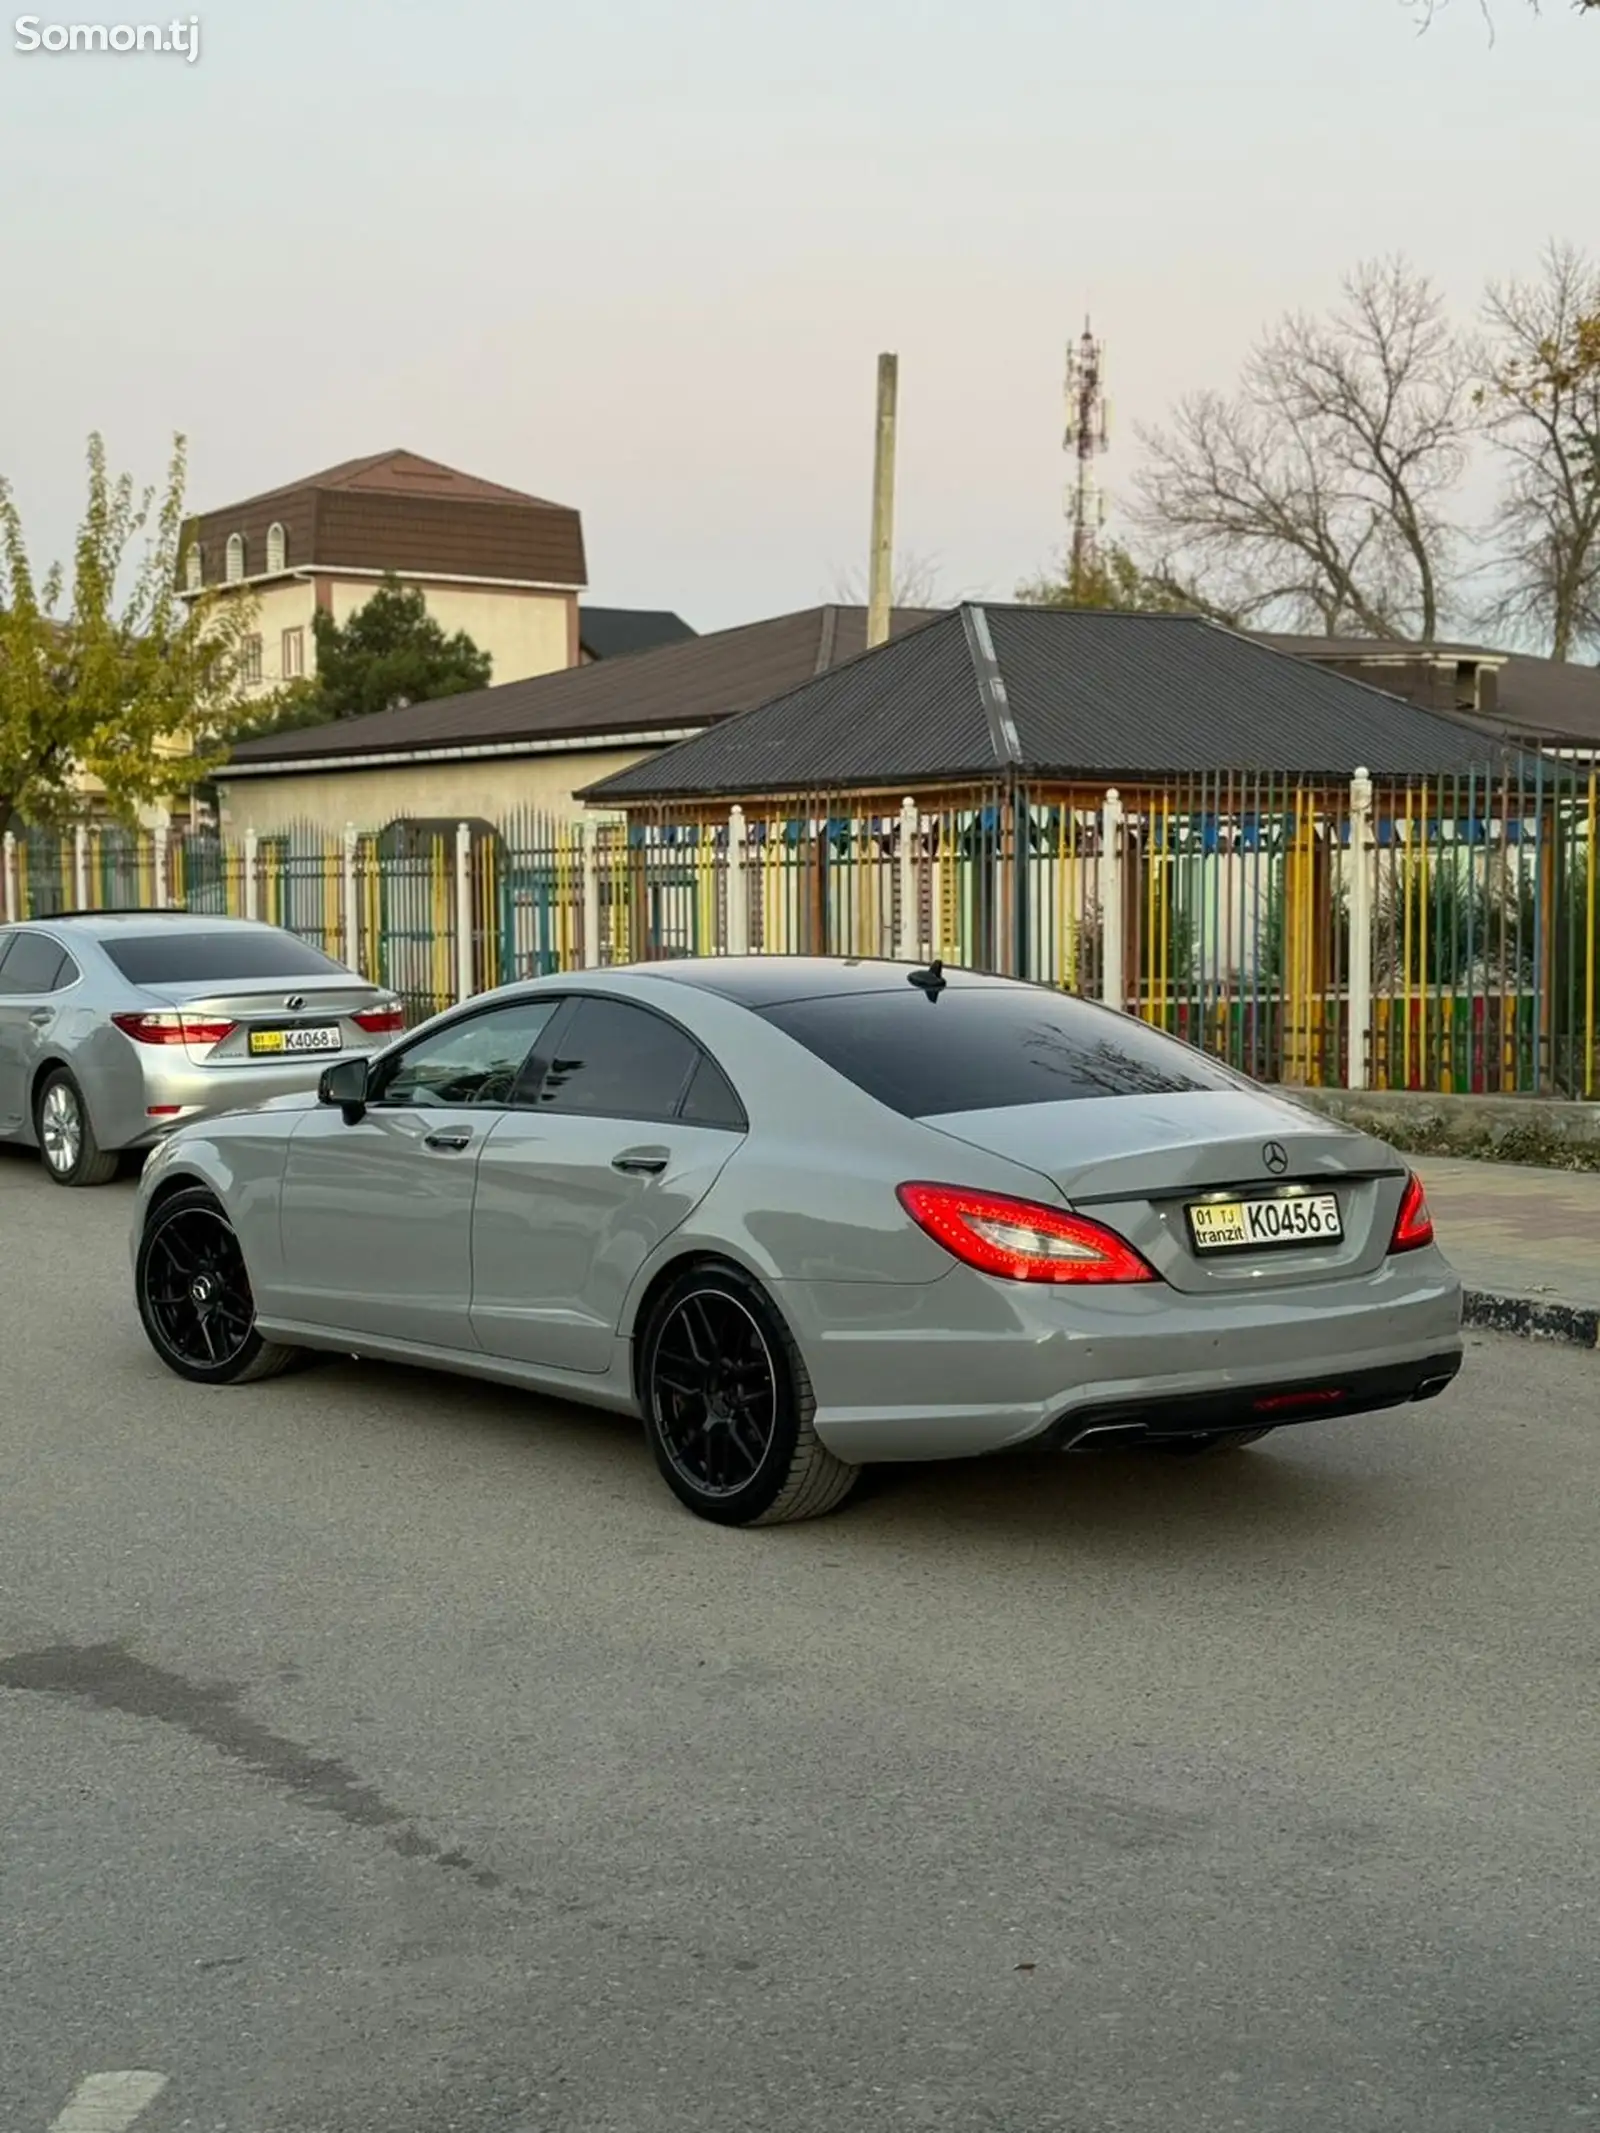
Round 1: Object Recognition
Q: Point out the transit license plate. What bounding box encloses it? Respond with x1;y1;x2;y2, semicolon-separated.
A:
1188;1192;1343;1252
248;1025;342;1056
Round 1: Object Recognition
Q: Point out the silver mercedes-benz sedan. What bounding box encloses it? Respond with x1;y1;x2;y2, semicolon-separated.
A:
0;912;403;1186
130;956;1463;1526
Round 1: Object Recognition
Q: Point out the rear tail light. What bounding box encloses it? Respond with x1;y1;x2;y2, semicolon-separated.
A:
352;1003;405;1035
897;1182;1158;1286
1388;1172;1435;1254
112;1012;237;1049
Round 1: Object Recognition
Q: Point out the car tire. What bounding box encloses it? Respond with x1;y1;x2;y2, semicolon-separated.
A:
34;1068;120;1188
638;1264;859;1527
1155;1428;1275;1458
136;1185;303;1386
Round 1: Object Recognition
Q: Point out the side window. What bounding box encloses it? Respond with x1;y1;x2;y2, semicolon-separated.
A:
677;1052;747;1131
535;997;698;1121
376;1000;558;1110
0;932;68;995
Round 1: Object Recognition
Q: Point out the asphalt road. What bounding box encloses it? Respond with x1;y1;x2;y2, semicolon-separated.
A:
2;1147;1597;2133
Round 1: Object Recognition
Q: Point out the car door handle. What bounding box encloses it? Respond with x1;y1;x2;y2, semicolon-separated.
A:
612;1149;668;1176
29;1010;52;1027
424;1128;474;1152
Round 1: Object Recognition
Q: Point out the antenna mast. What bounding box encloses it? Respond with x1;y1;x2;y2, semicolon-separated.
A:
1063;317;1110;601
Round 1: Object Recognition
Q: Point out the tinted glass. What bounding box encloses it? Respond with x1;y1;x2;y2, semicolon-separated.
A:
677;1052;747;1131
103;930;346;985
0;931;69;994
535;998;698;1120
761;986;1242;1116
379;1001;558;1109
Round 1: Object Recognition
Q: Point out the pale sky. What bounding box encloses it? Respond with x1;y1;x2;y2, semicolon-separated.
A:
1;0;1595;633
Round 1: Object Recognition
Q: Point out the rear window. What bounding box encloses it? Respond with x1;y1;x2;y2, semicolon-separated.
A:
103;931;346;986
760;985;1242;1116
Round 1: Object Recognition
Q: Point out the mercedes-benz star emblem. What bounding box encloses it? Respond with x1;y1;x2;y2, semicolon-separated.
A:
285;994;305;1011
1262;1141;1289;1175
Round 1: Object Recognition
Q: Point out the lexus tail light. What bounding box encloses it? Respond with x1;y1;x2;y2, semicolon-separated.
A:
112;1012;236;1048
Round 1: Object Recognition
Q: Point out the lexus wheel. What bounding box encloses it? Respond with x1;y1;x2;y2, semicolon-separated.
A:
639;1266;858;1527
35;1069;119;1188
136;1186;301;1385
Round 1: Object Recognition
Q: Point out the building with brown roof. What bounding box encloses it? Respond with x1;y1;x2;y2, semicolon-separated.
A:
181;449;587;701
215;605;937;834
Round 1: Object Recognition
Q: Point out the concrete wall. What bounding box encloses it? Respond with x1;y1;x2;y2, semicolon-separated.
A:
215;746;654;835
325;578;574;686
1290;1086;1600;1163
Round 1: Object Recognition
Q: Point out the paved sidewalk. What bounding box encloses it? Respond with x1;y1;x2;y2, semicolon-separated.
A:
1417;1158;1600;1346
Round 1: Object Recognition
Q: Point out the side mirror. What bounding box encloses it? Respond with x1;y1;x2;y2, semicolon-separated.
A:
319;1056;372;1122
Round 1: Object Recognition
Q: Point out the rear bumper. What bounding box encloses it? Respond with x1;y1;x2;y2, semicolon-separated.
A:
96;1052;328;1153
773;1248;1465;1463
1040;1350;1462;1450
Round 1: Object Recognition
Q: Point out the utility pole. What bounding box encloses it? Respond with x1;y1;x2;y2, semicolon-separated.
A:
1064;318;1110;602
866;352;899;648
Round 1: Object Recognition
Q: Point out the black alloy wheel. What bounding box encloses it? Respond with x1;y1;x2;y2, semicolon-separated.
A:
136;1186;301;1385
639;1267;858;1527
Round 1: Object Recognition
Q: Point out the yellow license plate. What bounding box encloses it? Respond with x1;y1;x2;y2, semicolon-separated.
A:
249;1030;286;1055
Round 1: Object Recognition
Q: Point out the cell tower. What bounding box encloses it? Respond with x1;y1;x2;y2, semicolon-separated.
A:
1064;316;1111;598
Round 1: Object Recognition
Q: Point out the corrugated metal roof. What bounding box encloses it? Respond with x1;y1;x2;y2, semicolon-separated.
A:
225;605;939;769
583;606;1522;802
578;607;697;660
579;612;988;799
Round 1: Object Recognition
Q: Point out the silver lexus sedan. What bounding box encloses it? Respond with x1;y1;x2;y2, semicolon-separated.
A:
130;956;1463;1526
0;912;403;1186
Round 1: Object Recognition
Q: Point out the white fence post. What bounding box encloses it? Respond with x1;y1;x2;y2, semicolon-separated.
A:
1346;766;1375;1090
342;822;360;975
454;821;474;1002
1098;787;1126;1011
726;805;749;956
582;819;603;968
896;795;918;961
2;830;17;922
152;820;169;909
243;827;259;920
73;823;89;911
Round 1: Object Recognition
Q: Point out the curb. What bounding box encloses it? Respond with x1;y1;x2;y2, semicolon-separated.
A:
1463;1289;1600;1350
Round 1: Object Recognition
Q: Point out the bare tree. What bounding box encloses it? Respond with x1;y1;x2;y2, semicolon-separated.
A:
1133;261;1475;640
1476;243;1600;660
1408;0;1599;26
830;550;945;608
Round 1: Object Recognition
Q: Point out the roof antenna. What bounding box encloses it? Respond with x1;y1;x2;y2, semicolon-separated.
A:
908;958;945;997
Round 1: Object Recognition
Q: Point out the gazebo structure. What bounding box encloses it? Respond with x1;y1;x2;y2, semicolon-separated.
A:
582;606;1594;1099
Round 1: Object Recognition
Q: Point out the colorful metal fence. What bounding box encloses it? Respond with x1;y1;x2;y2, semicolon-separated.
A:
4;769;1595;1098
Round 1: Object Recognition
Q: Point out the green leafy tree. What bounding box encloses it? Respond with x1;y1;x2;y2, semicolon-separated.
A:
0;434;255;830
1014;540;1234;619
301;576;492;724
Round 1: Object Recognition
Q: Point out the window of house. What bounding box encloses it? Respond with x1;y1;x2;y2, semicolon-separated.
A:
241;634;263;686
225;533;245;583
184;545;203;592
266;522;286;573
281;626;305;679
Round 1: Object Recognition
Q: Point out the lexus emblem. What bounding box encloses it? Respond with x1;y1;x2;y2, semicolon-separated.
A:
285;994;306;1012
1262;1141;1289;1175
